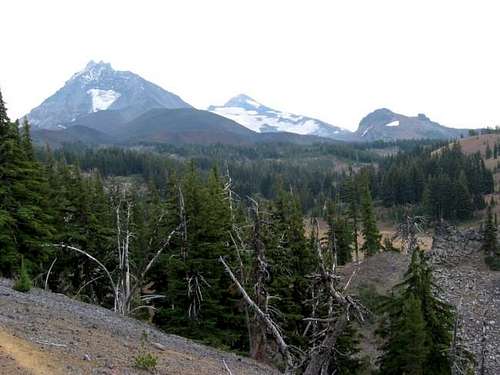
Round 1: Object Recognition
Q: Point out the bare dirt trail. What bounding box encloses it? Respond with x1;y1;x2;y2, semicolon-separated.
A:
0;328;72;375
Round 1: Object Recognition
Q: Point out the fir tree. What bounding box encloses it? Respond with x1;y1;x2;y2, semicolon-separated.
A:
455;171;473;220
379;293;429;375
482;205;497;258
345;168;360;262
360;186;381;256
325;200;353;265
378;249;454;374
482;205;500;270
13;257;32;293
485;143;492;159
269;189;315;349
0;91;54;276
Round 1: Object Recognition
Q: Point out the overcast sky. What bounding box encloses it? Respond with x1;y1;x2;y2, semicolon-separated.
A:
1;0;499;130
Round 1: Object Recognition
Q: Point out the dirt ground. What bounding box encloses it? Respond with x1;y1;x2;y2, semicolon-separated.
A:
0;279;278;375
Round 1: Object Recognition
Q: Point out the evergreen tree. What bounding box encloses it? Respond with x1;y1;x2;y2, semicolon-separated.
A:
379;293;429;374
482;205;497;258
345;168;360;262
485;143;493;159
454;171;473;220
378;249;454;374
155;164;245;350
13;257;32;293
325;200;353;265
0;91;53;276
360;186;381;256
269;189;315;349
482;205;500;270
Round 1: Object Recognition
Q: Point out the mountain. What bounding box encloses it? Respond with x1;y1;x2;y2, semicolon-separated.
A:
208;94;355;141
355;108;469;141
25;60;192;129
31;107;334;147
116;108;258;145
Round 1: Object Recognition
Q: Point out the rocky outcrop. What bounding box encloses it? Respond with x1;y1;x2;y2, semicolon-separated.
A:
428;221;483;266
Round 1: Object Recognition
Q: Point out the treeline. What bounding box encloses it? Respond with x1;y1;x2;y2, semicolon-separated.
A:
371;142;494;221
36;144;359;214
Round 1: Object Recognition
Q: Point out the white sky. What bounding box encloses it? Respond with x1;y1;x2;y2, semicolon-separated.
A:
1;0;499;131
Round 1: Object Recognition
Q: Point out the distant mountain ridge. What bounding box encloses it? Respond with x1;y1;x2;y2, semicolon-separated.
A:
24;60;471;145
208;94;355;141
354;108;469;141
26;60;191;129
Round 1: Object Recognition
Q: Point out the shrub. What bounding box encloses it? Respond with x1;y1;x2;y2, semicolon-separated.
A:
134;352;158;371
133;332;158;372
13;258;32;293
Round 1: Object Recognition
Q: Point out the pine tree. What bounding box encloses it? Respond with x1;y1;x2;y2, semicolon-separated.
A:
13;257;32;293
360;185;381;256
155;164;245;350
325;200;353;265
482;205;500;270
482;204;497;258
269;189;315;349
454;171;473;220
485;143;493;159
378;249;454;374
379;293;429;375
345;168;360;262
0;91;54;276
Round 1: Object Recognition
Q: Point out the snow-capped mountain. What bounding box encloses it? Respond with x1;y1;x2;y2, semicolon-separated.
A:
355;108;468;141
208;94;355;141
26;60;192;129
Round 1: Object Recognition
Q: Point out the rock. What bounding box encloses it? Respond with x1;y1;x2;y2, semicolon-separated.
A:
153;342;166;351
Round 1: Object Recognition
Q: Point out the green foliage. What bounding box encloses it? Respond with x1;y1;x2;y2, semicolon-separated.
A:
379;294;429;375
333;321;364;374
154;165;246;350
482;205;500;270
0;89;54;276
325;201;354;265
267;189;315;349
378;249;454;374
133;332;158;372
360;186;381;256
379;141;493;221
13;258;32;293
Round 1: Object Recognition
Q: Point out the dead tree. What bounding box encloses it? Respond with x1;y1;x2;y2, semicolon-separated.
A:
247;199;272;361
220;256;294;374
394;207;426;254
303;218;366;375
52;189;179;315
449;297;475;375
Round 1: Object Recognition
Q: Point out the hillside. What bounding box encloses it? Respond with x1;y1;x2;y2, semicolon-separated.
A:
0;279;277;375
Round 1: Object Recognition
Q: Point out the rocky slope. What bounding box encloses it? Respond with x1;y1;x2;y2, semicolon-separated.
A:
0;279;277;375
